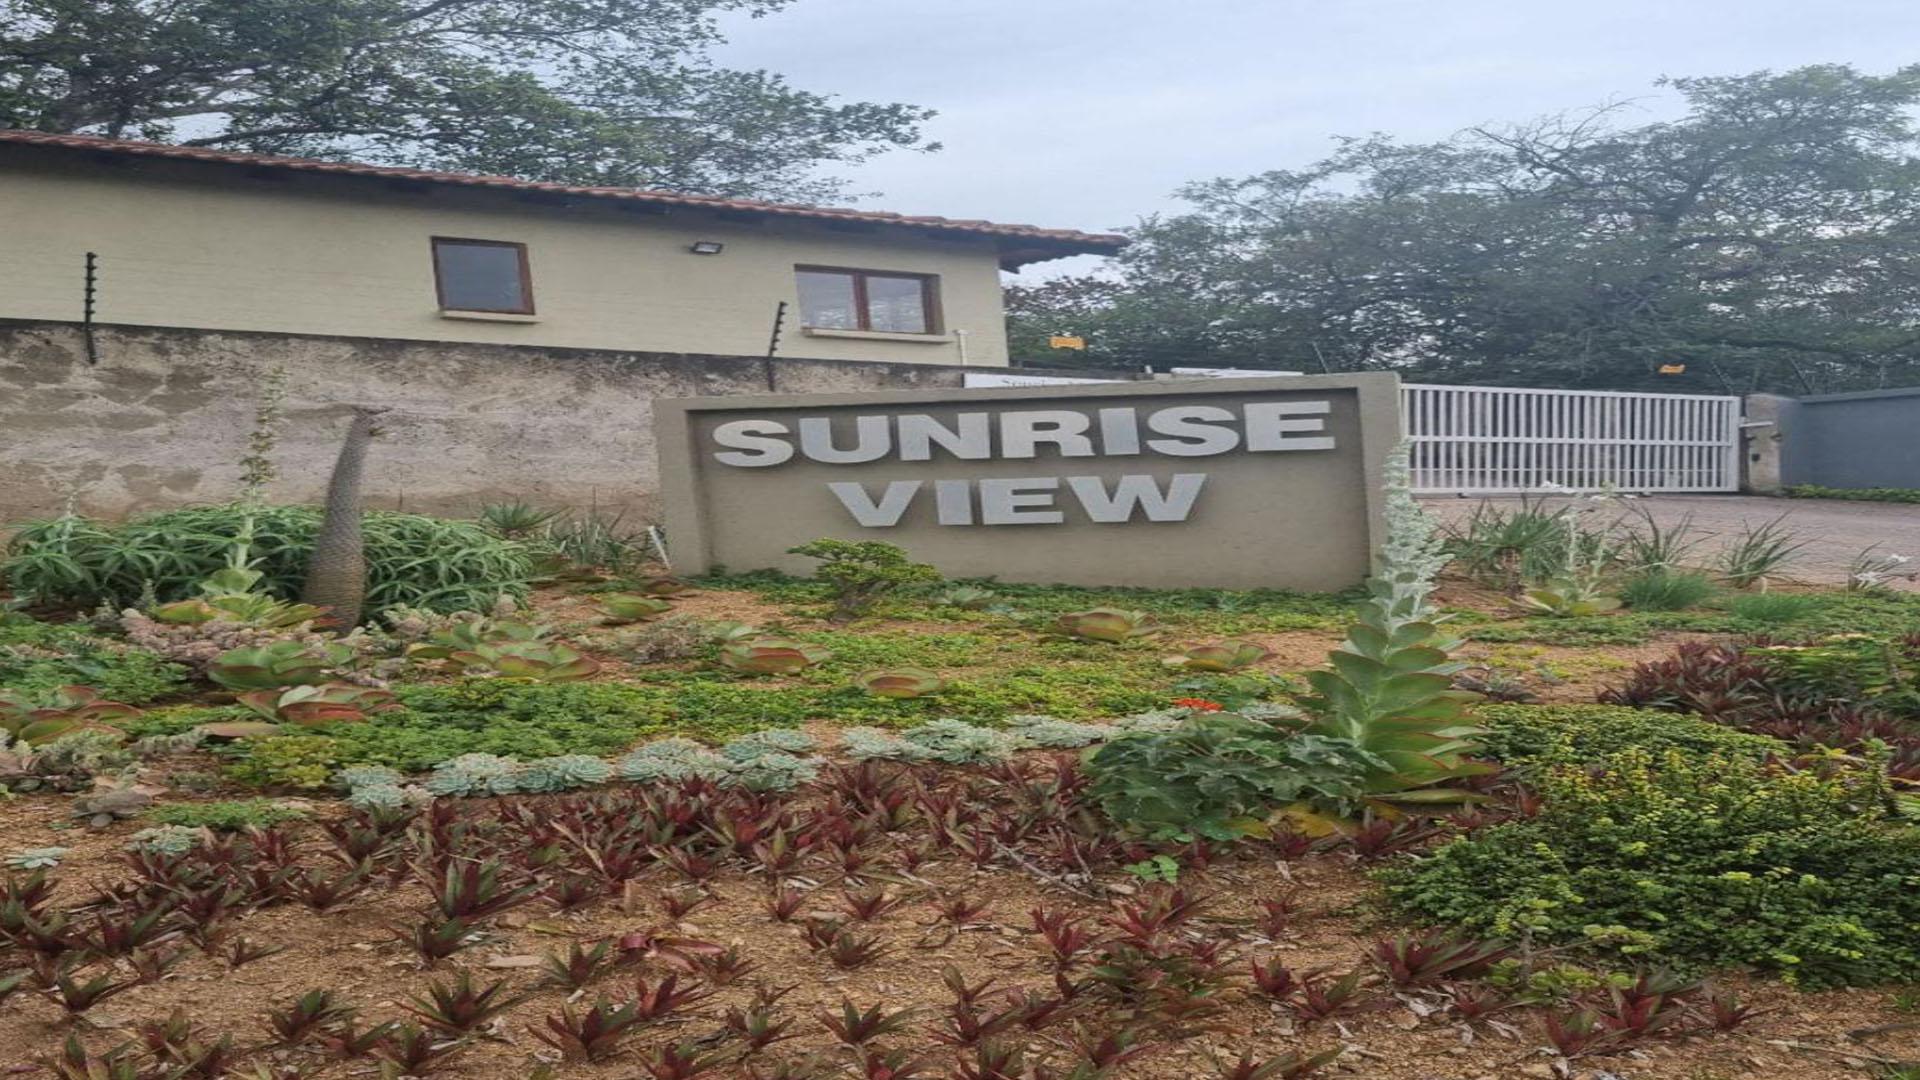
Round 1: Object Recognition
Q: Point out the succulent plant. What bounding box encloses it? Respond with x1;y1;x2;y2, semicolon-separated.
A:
0;686;140;744
853;667;947;699
1004;715;1116;748
718;637;831;676
599;594;675;623
618;739;732;783
633;576;695;597
424;753;523;797
513;754;613;793
839;727;931;762
208;641;353;691
934;585;999;610
3;847;68;870
721;729;817;760
727;750;819;792
406;618;549;661
339;764;406;790
901;719;1024;764
707;622;763;643
1162;639;1275;672
1054;608;1166;643
127;825;201;855
448;641;600;683
148;567;329;629
237;683;399;726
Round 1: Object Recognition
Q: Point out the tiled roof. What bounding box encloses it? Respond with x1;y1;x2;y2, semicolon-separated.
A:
0;129;1127;262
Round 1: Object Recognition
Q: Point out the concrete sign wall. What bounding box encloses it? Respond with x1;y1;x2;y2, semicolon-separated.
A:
655;374;1400;591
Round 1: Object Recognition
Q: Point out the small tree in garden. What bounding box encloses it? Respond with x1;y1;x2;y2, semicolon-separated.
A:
302;407;388;628
787;539;940;622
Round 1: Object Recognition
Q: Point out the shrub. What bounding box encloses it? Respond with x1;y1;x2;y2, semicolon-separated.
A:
1618;571;1715;612
148;799;306;831
1087;714;1379;840
3;504;533;613
1473;703;1785;772
1382;749;1920;987
786;538;940;621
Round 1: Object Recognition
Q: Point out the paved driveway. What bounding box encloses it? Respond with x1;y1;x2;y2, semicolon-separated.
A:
1422;494;1920;590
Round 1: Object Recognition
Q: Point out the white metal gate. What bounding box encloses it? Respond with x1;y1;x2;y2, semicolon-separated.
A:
1401;384;1742;495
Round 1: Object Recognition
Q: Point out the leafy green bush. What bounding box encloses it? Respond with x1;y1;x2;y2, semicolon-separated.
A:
1382;749;1920;987
148;798;306;830
1786;484;1920;504
1087;713;1378;840
4;504;532;613
1618;570;1716;612
1473;703;1785;772
786;538;941;622
0;619;187;704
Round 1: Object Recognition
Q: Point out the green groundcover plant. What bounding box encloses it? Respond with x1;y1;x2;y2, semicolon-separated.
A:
1785;484;1920;504
1382;748;1920;988
0;618;187;704
4;504;532;613
1472;702;1786;772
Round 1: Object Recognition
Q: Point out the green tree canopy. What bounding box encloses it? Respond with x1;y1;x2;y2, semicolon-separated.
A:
1010;65;1920;394
0;0;934;201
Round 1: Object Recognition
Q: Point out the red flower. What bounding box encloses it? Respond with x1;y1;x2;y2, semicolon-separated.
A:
1171;697;1224;712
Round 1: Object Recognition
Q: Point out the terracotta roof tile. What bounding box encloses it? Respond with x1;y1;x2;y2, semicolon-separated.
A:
0;130;1127;260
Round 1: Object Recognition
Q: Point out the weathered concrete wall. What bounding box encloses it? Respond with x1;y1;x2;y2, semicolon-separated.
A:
0;320;1006;523
1739;393;1799;494
1773;386;1920;490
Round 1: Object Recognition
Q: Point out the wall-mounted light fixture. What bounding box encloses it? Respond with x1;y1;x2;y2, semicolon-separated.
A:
688;240;725;255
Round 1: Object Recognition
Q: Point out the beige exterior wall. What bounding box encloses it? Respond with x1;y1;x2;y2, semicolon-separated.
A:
0;151;1012;366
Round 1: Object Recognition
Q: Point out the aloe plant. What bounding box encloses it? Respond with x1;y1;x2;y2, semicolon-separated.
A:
1055;608;1165;643
718;637;831;675
1163;640;1273;671
237;683;399;727
854;667;946;699
208;641;352;691
1515;584;1623;617
449;641;600;682
1293;445;1490;819
600;593;674;623
0;686;139;744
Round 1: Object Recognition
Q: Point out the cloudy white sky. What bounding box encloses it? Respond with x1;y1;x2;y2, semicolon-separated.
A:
716;0;1920;276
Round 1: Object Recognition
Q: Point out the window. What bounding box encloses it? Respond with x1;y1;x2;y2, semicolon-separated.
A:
432;238;534;314
795;267;938;334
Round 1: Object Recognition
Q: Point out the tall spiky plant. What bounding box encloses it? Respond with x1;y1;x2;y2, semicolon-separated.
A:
1296;443;1489;813
301;407;387;628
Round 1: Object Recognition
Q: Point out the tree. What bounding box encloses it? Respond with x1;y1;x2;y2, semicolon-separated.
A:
1017;66;1920;393
0;0;934;201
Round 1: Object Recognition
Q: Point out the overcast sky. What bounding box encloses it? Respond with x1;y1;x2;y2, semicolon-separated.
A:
715;0;1920;277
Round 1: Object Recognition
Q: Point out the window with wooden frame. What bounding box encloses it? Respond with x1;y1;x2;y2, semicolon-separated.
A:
432;237;535;314
795;266;940;334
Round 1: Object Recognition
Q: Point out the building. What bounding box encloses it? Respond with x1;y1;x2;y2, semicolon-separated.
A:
0;130;1123;367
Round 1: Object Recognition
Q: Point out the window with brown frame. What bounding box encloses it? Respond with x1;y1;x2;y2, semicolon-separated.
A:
795;267;940;334
432;237;534;314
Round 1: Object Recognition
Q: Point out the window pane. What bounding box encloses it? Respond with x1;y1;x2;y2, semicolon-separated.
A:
435;241;528;312
796;270;859;329
866;275;930;333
